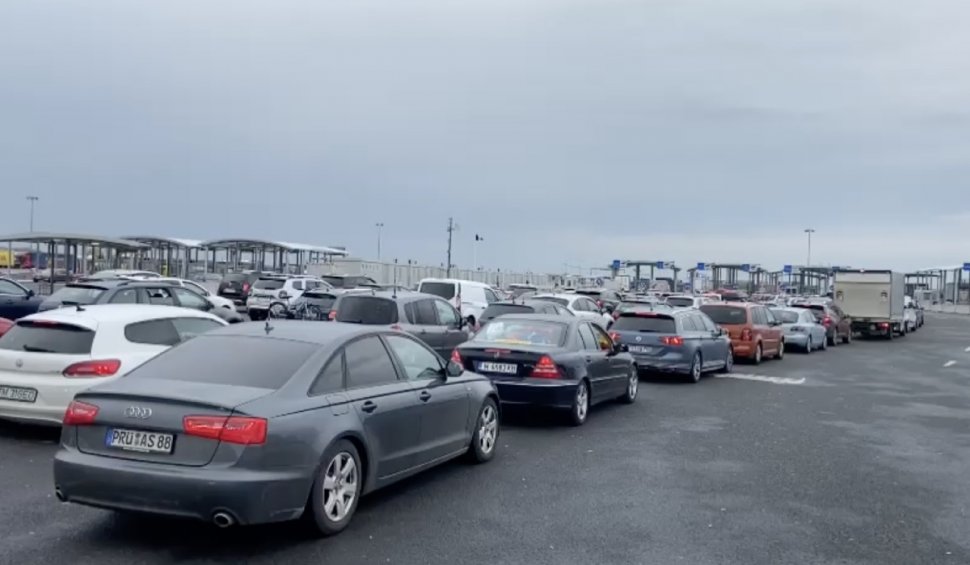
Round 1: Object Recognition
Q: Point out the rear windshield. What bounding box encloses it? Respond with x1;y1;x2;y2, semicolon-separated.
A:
611;315;676;333
792;303;825;312
531;296;569;307
0;321;95;354
481;304;535;321
334;296;399;324
666;297;695;308
473;320;566;347
699;305;749;325
418;282;456;300
254;278;285;290
126;335;316;389
771;310;800;323
46;285;107;305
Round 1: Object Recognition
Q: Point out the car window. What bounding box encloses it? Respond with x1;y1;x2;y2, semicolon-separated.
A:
0;321;95;354
681;315;699;331
666;296;695;308
384;335;443;380
571;298;587;312
697;313;717;332
171;317;224;341
344;336;400;388
474;319;567;347
557;305;574;316
531;296;569;307
108;288;140;304
292;280;304;291
577;323;597;351
144;287;175;306
433;300;460;327
172;287;209;310
309;352;345;396
124;319;180;346
254;278;285;290
410;299;439;325
418;281;456;300
46;285;106;305
182;280;208;296
612;315;676;333
484;288;499;303
764;308;777;325
772;310;800;323
335;296;399;324
590;324;613;351
699;306;749;325
801;311;816;324
0;280;25;296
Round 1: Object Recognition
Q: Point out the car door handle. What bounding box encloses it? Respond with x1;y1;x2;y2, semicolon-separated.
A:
360;401;377;413
419;391;432;402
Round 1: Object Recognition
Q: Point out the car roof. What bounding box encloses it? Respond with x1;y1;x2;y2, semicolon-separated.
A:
532;293;579;300
19;304;223;328
65;279;129;289
418;278;491;288
702;301;753;308
485;313;577;324
487;300;556;307
210;320;389;344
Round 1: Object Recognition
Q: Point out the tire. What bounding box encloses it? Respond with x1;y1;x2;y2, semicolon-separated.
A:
268;302;287;319
619;368;638;404
468;398;499;463
249;310;264;321
827;332;837;347
307;440;362;536
805;337;813;354
687;352;702;383
569;381;590;426
752;343;763;365
842;331;851;345
718;348;734;373
775;340;785;360
819;335;828;351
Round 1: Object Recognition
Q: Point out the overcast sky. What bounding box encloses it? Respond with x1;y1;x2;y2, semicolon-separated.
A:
1;0;968;273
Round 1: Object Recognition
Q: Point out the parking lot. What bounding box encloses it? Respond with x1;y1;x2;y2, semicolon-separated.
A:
1;313;967;565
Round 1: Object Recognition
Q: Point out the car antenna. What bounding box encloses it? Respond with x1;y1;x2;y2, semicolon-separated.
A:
392;259;398;299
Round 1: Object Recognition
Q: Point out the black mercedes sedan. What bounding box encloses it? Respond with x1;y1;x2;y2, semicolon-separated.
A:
454;314;638;426
54;322;500;535
0;277;44;320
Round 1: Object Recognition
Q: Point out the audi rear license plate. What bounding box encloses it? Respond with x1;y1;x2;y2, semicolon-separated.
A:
628;345;656;354
105;428;175;454
0;385;37;403
476;362;518;374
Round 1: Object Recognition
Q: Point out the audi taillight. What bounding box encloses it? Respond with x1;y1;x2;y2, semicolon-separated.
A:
63;359;121;378
741;329;753;341
63;400;99;426
531;355;561;378
660;336;684;346
183;415;267;445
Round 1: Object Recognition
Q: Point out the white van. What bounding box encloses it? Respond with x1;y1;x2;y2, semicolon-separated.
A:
417;278;499;325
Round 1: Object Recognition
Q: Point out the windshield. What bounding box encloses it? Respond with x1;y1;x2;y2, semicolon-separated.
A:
666;297;695;308
254;278;285;290
334;296;399;324
699;305;749;325
418;281;456;300
611;315;677;333
473;320;566;347
0;321;95;354
45;285;106;305
771;310;800;323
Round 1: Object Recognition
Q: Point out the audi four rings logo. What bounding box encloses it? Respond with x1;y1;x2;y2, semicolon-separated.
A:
125;406;153;419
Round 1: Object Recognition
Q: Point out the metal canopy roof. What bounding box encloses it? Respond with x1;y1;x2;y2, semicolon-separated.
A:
199;238;349;255
121;236;205;249
0;232;146;249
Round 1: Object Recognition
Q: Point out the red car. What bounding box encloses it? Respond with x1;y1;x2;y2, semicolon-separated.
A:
0;317;13;337
699;302;785;364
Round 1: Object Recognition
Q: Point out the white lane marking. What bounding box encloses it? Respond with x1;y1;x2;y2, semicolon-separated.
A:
715;373;806;385
943;360;957;368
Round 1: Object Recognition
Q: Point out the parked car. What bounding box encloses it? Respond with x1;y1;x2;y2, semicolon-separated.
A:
790;300;852;345
216;271;268;307
907;297;925;328
0;277;44;320
84;269;161;281
530;293;614;328
154;278;237;311
331;291;470;359
479;299;572;325
285;288;371;321
664;295;714;309
33;268;74;283
417;278;500;327
454;314;638;426
247;276;328;321
769;307;828;353
572;288;623;312
320;274;380;289
0;318;12;337
0;305;227;425
38;280;129;312
53;322;499;535
699;303;785;364
608;309;733;382
612;297;666;319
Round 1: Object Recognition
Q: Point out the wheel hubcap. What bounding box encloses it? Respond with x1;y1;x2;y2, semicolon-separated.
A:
322;452;358;522
693;357;701;378
576;385;588;420
628;373;638;398
726;352;733;370
478;405;497;454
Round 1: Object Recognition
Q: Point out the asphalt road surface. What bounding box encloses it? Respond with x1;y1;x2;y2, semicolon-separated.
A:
1;314;968;565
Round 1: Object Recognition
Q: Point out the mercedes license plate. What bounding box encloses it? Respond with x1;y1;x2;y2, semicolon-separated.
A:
476;362;518;375
105;428;175;454
0;385;37;403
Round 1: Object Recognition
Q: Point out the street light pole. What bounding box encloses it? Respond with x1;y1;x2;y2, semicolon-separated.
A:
26;195;39;261
804;228;815;266
375;222;384;262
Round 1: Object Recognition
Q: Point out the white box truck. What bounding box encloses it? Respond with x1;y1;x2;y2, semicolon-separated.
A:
833;270;906;338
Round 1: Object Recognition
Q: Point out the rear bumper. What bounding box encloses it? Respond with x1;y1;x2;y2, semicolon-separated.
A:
53;447;311;525
491;379;577;409
784;334;809;348
731;342;758;359
632;355;690;374
0;373;117;426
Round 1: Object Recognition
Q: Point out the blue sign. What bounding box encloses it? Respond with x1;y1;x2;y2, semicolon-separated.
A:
696;262;705;271
741;263;751;272
964;263;970;272
656;261;665;269
611;259;622;270
783;264;792;274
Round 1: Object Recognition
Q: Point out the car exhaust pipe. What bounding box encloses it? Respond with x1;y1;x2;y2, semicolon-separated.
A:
54;488;66;502
212;512;235;528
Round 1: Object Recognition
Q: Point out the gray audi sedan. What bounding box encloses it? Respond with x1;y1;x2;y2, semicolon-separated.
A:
53;321;500;536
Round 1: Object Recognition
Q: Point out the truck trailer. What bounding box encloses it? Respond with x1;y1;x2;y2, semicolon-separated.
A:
833;270;906;339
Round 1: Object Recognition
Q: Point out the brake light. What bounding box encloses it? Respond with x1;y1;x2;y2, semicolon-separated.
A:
660;336;684;346
531;355;561;378
878;322;890;329
63;400;99;426
613;311;621;320
242;283;250;293
822;316;832;326
63;359;121;378
390;324;402;330
183;415;267;445
596;300;603;308
451;349;462;364
609;331;620;342
740;329;752;341
328;310;337;320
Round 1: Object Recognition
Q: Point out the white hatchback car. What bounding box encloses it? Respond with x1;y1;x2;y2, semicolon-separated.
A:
530;293;613;329
0;305;228;425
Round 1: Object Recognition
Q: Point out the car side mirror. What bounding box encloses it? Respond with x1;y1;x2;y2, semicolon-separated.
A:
445;359;464;377
25;289;35;298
